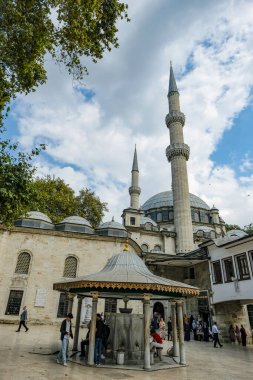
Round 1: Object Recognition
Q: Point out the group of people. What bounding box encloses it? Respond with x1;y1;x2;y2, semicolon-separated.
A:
228;324;247;346
187;316;211;342
57;313;110;366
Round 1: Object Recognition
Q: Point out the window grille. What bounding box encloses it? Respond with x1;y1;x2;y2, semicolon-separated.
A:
5;290;23;315
15;252;31;274
105;298;117;314
63;256;77;278
57;293;68;318
235;253;250;280
154;245;161;252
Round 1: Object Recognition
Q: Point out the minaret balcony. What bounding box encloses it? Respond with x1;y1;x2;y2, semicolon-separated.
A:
166;143;190;161
129;186;141;195
165;111;185;128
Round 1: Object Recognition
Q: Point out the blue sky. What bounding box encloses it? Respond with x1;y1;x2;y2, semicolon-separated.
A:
211;105;253;178
3;0;253;226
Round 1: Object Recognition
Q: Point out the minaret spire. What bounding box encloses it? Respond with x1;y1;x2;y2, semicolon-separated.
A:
132;144;139;171
165;62;194;253
168;61;178;95
129;145;141;209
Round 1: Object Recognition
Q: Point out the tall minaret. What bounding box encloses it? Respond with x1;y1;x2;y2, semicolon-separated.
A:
165;63;194;253
129;145;141;209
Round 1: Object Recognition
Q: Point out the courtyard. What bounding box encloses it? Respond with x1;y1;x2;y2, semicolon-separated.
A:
0;324;252;380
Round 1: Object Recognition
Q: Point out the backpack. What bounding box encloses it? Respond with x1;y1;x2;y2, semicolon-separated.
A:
102;324;110;340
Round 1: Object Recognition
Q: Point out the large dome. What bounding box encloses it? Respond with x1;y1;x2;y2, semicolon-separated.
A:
142;191;210;211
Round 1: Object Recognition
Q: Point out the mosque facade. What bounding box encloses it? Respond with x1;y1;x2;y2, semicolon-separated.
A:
0;65;252;341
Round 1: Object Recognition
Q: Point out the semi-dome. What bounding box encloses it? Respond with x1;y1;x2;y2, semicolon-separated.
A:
140;217;157;227
26;211;52;223
60;216;91;227
142;191;210;211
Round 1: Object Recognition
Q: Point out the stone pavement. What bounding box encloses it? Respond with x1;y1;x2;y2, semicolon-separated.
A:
0;324;252;380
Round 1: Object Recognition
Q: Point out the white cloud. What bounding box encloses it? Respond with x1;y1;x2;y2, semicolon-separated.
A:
10;0;253;226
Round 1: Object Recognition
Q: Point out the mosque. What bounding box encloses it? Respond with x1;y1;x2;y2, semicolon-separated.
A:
0;65;252;339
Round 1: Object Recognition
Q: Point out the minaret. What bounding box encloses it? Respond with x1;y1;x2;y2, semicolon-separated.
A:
122;146;143;228
165;63;194;253
129;145;141;209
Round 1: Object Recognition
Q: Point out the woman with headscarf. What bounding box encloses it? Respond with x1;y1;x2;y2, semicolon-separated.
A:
240;325;247;347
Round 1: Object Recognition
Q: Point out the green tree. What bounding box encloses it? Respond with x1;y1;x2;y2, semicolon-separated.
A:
0;132;45;226
30;176;108;227
0;0;129;126
244;223;253;236
75;188;108;228
225;224;242;232
31;175;77;223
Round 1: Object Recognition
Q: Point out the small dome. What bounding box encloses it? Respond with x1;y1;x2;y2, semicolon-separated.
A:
60;216;91;227
225;230;248;238
99;220;126;231
26;211;52;223
142;191;210;210
140;217;157;227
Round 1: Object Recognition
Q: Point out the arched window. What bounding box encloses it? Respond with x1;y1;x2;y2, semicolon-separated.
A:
15;252;31;274
141;244;149;252
63;256;77;278
154;245;161;252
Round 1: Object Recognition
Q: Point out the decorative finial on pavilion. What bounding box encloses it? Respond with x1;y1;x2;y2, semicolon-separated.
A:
123;240;129;252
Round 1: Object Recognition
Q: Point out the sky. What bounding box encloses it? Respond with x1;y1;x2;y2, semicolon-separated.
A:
5;0;253;227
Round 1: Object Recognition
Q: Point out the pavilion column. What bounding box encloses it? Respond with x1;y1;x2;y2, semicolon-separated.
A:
171;301;179;357
143;294;151;370
67;293;75;314
177;299;186;365
87;292;99;366
73;295;84;351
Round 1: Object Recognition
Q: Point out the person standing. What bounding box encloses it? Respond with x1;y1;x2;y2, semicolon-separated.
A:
94;313;104;365
167;318;172;341
57;313;73;366
228;325;236;344
240;325;247;347
16;306;29;332
212;322;223;348
235;325;241;344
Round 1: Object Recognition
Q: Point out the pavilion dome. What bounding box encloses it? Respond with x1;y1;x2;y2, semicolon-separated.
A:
54;249;199;297
142;191;210;211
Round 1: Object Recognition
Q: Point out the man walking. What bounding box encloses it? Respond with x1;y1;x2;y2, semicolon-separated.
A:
57;313;73;366
16;306;29;332
212;321;223;348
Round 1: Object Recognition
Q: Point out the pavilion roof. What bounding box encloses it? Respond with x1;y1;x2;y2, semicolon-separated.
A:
53;250;199;298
